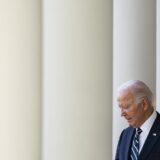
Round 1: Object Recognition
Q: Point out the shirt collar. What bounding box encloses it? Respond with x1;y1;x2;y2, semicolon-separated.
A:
140;110;157;134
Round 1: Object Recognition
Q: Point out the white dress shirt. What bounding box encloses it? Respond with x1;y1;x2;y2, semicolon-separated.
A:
139;111;157;153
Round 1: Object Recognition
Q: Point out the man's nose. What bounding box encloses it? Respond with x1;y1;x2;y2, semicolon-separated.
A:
121;108;126;117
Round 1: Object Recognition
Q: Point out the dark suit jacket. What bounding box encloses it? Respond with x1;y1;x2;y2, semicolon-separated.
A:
115;112;160;160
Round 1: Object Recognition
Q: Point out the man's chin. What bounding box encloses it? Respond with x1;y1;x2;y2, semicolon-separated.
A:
128;122;134;127
128;123;137;128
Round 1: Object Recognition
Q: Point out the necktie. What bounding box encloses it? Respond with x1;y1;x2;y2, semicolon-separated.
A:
130;128;142;160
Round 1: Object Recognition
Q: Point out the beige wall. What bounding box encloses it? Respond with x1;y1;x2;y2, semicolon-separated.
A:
42;0;112;160
0;0;41;160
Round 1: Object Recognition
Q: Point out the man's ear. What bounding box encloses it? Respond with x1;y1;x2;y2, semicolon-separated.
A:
142;97;149;111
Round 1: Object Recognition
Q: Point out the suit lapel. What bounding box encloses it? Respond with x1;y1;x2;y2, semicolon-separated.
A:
139;113;160;160
124;128;135;160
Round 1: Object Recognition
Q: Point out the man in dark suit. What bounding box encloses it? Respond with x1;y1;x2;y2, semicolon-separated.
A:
115;80;160;160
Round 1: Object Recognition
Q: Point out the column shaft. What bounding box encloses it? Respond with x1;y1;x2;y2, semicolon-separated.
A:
113;0;156;158
0;1;41;160
42;0;112;160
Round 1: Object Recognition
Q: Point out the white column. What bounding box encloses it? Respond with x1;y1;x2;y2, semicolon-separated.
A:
157;0;160;111
42;0;112;160
0;1;41;160
113;0;156;158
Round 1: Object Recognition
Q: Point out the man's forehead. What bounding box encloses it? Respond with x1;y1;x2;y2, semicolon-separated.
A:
117;90;132;101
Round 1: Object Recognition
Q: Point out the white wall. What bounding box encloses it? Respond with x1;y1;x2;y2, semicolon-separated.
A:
113;0;156;158
42;0;112;160
0;1;41;160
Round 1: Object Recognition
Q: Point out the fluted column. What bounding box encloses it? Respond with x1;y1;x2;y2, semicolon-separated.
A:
113;0;156;158
0;1;41;160
42;0;112;160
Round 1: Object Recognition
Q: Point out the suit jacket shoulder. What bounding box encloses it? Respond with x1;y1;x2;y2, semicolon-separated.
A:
139;111;160;160
115;126;135;160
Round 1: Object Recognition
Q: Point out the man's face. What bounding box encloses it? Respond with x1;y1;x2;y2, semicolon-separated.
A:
117;90;145;128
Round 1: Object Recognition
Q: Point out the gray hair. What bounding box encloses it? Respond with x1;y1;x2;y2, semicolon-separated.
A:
117;80;154;106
